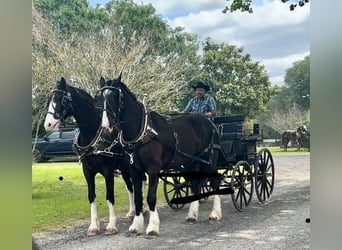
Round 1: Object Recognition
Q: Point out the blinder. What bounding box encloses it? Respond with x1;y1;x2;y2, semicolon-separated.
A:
47;89;73;122
100;86;123;127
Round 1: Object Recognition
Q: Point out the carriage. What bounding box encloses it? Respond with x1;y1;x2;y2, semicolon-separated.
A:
159;114;275;212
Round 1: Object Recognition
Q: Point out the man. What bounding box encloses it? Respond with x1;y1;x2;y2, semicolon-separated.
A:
182;81;217;118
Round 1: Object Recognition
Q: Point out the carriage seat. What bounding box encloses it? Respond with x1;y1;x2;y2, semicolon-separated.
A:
214;115;245;159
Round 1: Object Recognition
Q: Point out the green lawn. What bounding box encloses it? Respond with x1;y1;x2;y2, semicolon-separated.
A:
257;146;310;156
32;162;166;232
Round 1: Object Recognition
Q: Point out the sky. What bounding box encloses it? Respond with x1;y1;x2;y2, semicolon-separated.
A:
88;0;310;86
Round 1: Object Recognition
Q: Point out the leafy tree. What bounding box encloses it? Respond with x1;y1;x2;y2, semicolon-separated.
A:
33;0;108;34
257;55;310;139
284;55;310;110
222;0;310;13
32;4;201;136
197;39;275;120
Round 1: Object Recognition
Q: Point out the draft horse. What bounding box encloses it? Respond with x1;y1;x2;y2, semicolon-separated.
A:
44;77;136;236
281;125;307;151
99;74;222;235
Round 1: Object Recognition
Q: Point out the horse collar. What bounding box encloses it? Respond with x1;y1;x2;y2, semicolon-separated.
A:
119;103;158;148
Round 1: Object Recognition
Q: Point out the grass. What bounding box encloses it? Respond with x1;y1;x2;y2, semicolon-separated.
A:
32;162;166;232
257;146;310;156
32;147;309;232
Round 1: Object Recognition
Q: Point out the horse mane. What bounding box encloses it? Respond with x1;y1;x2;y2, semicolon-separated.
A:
66;84;95;106
114;78;139;103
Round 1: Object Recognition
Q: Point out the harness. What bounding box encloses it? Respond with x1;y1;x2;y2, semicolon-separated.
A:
72;127;122;162
118;103;159;166
47;89;73;122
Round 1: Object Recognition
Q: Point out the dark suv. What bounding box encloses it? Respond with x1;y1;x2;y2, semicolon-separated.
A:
32;128;79;162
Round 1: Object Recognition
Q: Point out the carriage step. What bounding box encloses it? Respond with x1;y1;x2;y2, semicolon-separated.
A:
159;172;222;180
170;187;234;204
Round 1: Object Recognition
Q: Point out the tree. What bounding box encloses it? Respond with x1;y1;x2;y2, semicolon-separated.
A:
257;55;310;138
264;103;308;134
33;0;108;34
284;55;310;110
222;0;310;13
198;39;275;120
32;4;201;136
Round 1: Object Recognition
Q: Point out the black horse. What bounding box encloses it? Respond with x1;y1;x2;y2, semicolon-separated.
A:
98;74;222;235
281;125;307;151
44;77;136;236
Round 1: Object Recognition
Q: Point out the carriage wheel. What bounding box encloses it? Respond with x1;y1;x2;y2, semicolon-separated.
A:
199;180;212;203
231;161;254;211
163;175;189;211
255;148;275;204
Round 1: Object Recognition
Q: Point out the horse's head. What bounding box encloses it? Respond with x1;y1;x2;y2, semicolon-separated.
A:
44;77;73;132
298;125;308;135
98;75;123;135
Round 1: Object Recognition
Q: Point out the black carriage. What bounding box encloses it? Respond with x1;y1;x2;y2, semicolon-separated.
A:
160;114;275;212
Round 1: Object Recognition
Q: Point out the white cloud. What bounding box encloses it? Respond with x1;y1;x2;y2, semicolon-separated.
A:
90;0;310;86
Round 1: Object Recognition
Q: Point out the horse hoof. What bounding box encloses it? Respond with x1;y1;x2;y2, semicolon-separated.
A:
209;216;220;221
129;228;142;235
186;217;197;223
146;230;159;236
87;229;100;236
105;228;118;235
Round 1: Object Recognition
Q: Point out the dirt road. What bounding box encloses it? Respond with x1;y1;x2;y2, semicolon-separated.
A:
33;155;310;249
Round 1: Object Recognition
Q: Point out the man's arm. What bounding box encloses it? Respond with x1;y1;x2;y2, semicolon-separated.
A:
182;98;193;113
206;96;217;117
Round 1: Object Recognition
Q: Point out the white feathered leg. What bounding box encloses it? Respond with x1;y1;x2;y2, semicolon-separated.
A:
129;213;144;235
146;209;160;235
87;200;100;236
105;200;118;235
209;195;222;220
126;189;135;220
186;200;199;222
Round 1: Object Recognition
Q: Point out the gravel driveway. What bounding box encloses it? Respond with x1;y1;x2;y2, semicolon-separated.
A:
33;155;310;250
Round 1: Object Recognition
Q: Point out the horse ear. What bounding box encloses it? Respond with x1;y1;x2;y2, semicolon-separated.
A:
60;77;67;89
100;77;106;87
117;72;122;82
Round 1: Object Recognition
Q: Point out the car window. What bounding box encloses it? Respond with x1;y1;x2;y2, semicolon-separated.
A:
46;132;60;140
62;130;77;139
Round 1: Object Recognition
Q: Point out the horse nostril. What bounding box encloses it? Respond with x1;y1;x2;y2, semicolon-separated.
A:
48;123;51;127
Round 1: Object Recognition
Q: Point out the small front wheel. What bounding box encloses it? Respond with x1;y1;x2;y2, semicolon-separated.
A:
231;160;254;211
163;174;189;211
255;148;275;204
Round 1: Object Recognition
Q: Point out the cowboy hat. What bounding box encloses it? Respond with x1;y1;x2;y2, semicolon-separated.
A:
192;81;210;92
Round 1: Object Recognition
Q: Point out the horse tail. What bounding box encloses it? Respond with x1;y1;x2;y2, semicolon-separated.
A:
281;131;285;145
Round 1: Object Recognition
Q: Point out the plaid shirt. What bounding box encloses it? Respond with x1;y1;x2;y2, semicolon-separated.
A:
184;94;216;115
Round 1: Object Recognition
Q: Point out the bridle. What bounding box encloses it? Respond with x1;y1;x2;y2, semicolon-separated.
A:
100;85;123;130
47;89;73;122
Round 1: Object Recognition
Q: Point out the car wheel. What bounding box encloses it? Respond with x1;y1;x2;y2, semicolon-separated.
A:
33;149;44;163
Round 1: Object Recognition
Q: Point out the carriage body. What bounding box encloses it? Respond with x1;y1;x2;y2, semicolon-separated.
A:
162;114;275;212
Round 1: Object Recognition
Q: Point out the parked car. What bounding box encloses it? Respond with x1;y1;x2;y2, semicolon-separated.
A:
32;128;79;162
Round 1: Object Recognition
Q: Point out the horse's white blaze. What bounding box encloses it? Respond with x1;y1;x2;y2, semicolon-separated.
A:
106;200;118;232
146;209;160;235
186;200;199;221
101;89;113;132
126;189;135;219
209;195;222;220
129;213;144;234
88;200;99;233
44;100;59;132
